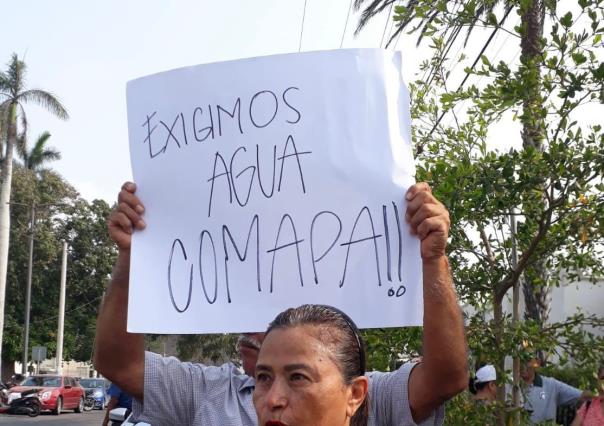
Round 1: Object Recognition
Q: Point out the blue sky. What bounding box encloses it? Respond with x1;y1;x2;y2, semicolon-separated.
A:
1;0;410;202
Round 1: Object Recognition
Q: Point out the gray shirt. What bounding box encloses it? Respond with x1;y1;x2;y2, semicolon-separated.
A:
133;351;445;426
524;374;581;423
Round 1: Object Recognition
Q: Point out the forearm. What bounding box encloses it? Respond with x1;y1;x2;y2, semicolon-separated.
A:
94;250;144;399
102;398;119;426
421;256;468;397
409;256;468;421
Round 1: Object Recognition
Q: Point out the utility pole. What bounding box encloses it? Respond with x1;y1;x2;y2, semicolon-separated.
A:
22;202;35;374
11;201;63;375
56;240;67;375
510;210;521;424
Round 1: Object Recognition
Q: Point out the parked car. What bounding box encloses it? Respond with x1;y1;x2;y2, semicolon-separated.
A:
9;375;84;414
78;378;108;409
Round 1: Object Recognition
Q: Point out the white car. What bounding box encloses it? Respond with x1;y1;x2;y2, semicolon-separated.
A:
109;407;151;426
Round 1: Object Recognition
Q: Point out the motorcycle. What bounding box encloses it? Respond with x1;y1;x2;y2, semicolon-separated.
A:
84;389;96;411
5;388;41;417
0;382;9;404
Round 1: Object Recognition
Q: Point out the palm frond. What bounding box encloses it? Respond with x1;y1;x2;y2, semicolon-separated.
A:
354;0;398;35
27;131;60;170
0;72;9;92
18;89;69;120
34;130;51;147
356;0;511;50
15;130;28;164
6;53;25;97
17;102;28;137
28;148;61;171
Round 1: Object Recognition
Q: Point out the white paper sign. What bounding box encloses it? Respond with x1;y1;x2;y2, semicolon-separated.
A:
126;49;422;333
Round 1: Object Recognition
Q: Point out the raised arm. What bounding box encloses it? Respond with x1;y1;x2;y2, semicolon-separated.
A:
94;182;146;400
405;182;468;422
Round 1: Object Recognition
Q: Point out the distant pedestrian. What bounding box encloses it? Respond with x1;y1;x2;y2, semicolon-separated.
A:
522;358;592;423
469;364;497;404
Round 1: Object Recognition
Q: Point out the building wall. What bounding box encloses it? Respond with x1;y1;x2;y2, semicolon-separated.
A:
548;278;604;337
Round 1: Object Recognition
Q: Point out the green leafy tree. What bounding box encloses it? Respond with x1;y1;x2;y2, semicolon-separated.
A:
2;167;115;377
355;0;604;423
0;54;68;371
176;334;240;366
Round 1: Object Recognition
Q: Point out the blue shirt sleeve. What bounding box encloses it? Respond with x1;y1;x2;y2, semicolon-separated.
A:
554;379;581;406
108;383;121;398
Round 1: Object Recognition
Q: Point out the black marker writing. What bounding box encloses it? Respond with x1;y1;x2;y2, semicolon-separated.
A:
141;86;303;159
230;147;256;207
159;115;183;150
383;205;392;282
167;238;193;313
198;230;218;304
267;213;304;293
310;211;342;284
207;153;233;217
207;137;312;217
277;135;312;193
142;112;166;158
339;206;382;288
392;201;402;282
256;144;277;198
249;90;279;128
282;86;301;124
222;215;261;298
193;106;215;142
217;97;243;137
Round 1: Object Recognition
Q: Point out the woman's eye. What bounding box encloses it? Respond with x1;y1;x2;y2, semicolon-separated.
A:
256;373;271;383
290;373;308;382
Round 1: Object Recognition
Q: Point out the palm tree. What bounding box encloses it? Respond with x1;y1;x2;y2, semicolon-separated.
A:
17;130;61;173
0;53;68;371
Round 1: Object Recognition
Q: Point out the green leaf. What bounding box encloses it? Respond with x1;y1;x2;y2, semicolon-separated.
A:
560;11;573;28
571;52;587;65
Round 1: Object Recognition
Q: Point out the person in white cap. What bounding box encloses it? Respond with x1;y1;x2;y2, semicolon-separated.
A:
470;364;497;404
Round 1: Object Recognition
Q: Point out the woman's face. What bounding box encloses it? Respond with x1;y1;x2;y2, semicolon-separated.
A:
252;325;367;426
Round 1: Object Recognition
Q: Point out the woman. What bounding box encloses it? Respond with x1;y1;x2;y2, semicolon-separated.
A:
571;366;604;426
253;304;369;426
469;364;497;404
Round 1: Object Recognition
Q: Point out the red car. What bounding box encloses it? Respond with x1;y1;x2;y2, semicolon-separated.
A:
9;375;84;414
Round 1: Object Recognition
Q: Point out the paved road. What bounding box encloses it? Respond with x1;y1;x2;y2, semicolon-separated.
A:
0;408;104;425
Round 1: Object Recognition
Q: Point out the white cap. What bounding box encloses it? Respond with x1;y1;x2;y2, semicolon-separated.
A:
475;365;496;383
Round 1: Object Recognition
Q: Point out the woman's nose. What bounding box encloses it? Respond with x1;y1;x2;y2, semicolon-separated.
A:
266;379;288;411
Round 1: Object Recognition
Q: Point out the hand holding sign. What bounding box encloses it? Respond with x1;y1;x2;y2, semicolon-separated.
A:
108;182;146;251
405;183;450;261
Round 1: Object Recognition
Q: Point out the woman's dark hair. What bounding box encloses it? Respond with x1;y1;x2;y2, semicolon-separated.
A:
267;304;368;426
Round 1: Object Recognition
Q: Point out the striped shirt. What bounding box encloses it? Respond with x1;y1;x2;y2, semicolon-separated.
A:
132;351;444;426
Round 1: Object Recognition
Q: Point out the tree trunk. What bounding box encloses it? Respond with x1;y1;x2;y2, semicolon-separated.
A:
0;103;16;374
493;293;506;426
520;0;550;346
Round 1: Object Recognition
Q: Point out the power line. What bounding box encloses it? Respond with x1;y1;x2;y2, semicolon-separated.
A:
299;0;309;52
30;294;103;327
385;0;402;48
340;0;354;48
380;1;396;48
443;16;520;128
426;5;514;138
